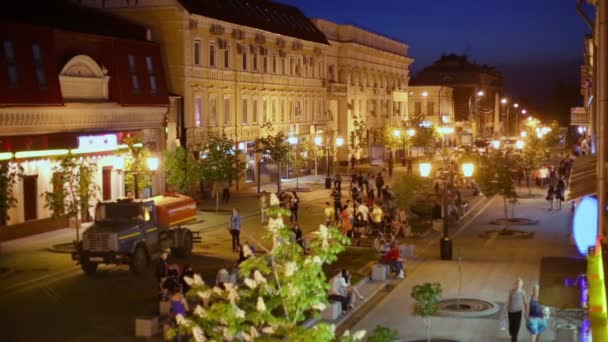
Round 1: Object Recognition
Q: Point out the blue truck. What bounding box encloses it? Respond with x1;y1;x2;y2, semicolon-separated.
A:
72;194;201;275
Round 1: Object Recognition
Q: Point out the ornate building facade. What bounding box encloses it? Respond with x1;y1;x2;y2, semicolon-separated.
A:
311;19;413;162
0;3;169;233
85;0;333;182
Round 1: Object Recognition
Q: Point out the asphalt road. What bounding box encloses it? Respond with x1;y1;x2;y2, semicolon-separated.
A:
0;184;335;342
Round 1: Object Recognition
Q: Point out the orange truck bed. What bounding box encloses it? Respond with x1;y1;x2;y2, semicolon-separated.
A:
151;194;197;229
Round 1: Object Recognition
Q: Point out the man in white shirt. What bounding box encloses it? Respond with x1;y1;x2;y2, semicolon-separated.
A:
328;269;351;312
357;203;369;222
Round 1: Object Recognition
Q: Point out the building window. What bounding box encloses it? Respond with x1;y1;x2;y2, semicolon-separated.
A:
210;96;218;125
194;40;201;65
272;54;277;73
209;41;216;67
194;96;202;127
242;51;247;70
263;55;268;73
224;44;230;68
3;40;18;88
280;99;285;122
128;54;139;93
272;99;277;122
289;100;293;121
146;56;157;94
224;97;231;125
281;58;286;75
31;43;47;89
263;99;268;122
427;102;435;116
290;56;294;75
242;98;248;124
253;51;258;71
252;99;258;123
414;102;422;116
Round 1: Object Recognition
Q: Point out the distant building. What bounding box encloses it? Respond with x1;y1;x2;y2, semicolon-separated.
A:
407;85;455;129
0;2;169;230
311;19;412;162
411;54;503;141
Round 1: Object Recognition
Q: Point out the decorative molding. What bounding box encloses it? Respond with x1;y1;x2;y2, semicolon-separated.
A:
0;104;166;136
210;24;225;35
59;55;110;101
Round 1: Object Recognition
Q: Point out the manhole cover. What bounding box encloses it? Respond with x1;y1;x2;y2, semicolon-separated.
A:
437;298;499;318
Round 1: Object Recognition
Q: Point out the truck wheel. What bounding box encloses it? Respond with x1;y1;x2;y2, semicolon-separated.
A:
130;245;148;274
80;258;98;275
174;233;193;258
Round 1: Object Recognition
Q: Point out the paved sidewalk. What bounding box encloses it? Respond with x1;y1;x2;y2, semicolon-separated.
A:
347;194;581;342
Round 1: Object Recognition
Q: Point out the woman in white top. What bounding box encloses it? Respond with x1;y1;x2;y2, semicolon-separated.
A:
506;277;528;342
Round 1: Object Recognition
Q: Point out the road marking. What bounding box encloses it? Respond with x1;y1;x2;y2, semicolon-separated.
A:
0;266;80;297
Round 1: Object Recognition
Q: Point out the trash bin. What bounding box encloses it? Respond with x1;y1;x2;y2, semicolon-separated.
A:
555;323;577;342
325;177;332;189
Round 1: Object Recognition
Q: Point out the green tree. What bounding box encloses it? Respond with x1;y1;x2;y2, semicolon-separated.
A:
520;120;562;194
254;131;290;165
200;134;246;211
409;116;438;149
44;153;99;242
168;193;366;341
411;282;443;342
366;326;399;342
393;174;431;211
475;149;521;230
164;146;201;194
0;160;22;226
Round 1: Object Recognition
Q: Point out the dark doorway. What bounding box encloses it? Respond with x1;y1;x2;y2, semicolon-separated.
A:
23;175;38;221
102;166;112;201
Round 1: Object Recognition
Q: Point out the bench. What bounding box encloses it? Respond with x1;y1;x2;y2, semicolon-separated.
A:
371;263;389;281
321;301;342;320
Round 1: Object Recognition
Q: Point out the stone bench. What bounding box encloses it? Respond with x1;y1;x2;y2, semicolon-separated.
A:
321;301;342;320
371;263;389;281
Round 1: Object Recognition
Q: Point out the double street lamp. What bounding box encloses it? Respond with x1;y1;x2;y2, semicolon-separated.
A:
419;128;474;260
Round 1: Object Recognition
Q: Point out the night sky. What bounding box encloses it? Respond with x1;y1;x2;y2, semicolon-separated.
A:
282;0;594;122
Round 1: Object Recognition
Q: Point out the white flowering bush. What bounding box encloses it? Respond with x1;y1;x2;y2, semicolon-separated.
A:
168;193;363;341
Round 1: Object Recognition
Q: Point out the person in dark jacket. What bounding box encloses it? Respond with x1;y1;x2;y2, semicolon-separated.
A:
375;173;384;200
293;223;304;251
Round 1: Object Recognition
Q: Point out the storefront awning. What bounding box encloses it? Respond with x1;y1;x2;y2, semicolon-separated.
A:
568;155;597;201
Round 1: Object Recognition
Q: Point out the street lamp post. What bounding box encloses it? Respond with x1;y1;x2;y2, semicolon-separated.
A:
420;126;469;260
314;136;322;177
288;135;299;189
469;90;484;138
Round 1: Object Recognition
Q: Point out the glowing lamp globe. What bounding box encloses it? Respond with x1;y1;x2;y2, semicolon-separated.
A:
146;157;159;172
573;196;599;255
314;136;323;146
335;137;344;147
462;163;474;177
419;163;432;178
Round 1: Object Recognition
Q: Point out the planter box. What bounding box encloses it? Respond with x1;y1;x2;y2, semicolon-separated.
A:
0;216;68;242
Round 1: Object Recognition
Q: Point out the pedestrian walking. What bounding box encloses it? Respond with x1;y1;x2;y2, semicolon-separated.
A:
341;204;352;236
375;173;384;199
546;185;555;211
406;157;413;176
222;180;230;203
156;249;170;298
526;284;548;342
324;202;335;226
555;177;566;210
292;223;304;251
506;277;528;342
334;173;343;190
229;208;241;252
332;188;342;221
260;191;269;224
290;191;300;222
